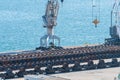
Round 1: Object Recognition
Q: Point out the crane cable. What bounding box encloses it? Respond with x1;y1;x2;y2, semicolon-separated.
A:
92;0;100;27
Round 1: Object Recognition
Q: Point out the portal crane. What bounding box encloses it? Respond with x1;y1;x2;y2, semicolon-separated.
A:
105;0;120;45
39;0;61;48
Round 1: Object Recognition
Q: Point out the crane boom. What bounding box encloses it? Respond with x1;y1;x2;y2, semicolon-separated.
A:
43;0;59;28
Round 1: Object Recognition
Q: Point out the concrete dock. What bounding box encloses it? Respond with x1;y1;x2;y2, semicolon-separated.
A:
7;67;120;80
52;67;120;80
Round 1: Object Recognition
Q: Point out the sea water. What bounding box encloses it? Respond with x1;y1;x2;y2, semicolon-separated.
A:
0;0;114;52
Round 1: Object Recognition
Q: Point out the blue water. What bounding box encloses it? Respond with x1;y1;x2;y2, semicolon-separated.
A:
0;0;114;52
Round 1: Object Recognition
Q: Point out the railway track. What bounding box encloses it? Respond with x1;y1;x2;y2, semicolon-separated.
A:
0;45;120;79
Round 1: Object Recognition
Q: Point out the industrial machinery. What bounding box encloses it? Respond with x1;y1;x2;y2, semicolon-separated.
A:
0;0;120;79
105;0;120;45
39;0;60;49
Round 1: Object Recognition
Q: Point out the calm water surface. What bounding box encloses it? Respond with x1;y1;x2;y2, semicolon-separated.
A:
0;0;114;52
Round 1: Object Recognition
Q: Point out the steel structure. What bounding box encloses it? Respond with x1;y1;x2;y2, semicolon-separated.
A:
40;0;60;48
106;0;120;45
0;0;120;79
